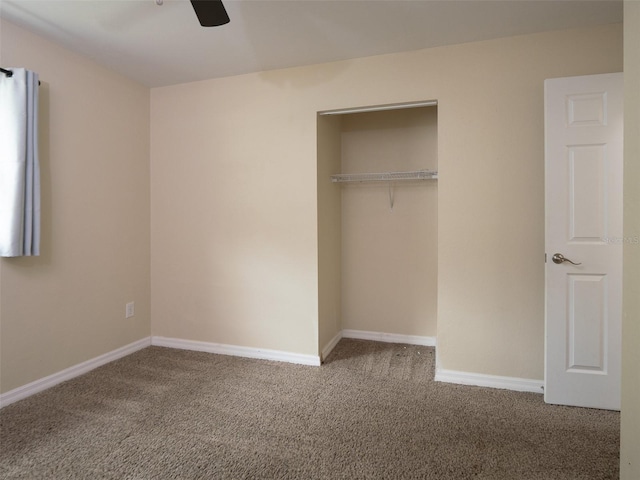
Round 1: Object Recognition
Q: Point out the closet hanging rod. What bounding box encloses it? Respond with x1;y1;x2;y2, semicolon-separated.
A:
1;67;41;85
331;169;438;183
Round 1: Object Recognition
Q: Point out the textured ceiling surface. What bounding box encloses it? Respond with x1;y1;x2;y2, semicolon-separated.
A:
0;0;623;87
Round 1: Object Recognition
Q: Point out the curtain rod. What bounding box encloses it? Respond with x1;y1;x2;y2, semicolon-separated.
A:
1;67;41;85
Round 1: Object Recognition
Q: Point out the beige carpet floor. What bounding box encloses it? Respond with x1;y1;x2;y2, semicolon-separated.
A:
0;339;620;479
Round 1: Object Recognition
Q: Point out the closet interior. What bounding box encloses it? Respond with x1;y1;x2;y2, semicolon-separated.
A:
317;102;438;354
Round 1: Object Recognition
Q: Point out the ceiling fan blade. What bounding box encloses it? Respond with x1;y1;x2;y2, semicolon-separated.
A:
190;0;230;27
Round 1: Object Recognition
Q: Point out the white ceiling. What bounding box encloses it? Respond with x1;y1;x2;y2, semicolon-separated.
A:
0;0;623;88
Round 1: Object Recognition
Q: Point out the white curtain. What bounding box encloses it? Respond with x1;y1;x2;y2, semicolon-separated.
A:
0;68;40;257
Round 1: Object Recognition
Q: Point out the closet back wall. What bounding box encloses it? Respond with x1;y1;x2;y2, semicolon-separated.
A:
340;108;437;338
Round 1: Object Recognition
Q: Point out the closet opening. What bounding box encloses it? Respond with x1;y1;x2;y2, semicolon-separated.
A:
318;102;438;358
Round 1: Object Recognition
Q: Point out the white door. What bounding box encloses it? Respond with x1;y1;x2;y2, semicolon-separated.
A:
544;72;623;411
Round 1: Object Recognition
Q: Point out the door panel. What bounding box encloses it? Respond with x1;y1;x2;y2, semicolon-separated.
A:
545;72;622;410
567;273;606;372
568;144;606;240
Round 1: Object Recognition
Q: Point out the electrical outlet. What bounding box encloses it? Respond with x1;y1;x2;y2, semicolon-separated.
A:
125;302;135;319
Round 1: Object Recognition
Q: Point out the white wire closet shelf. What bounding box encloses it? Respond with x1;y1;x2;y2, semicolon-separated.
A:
331;169;438;183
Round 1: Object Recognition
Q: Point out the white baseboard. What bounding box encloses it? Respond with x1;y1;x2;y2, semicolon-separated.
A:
0;333;542;409
435;368;544;394
0;337;151;409
151;336;321;367
342;329;436;347
321;331;343;362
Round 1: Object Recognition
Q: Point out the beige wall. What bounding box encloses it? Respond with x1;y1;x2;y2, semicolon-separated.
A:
150;76;320;355
339;107;438;337
151;24;622;379
0;20;151;393
621;2;640;478
317;115;342;353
